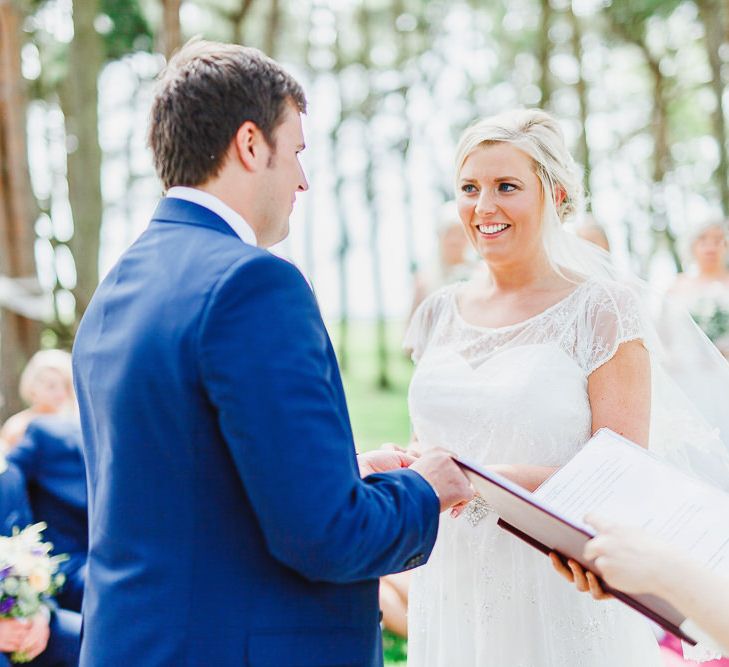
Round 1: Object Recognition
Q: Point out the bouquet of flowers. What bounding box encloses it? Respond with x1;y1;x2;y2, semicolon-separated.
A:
0;523;66;663
690;296;729;353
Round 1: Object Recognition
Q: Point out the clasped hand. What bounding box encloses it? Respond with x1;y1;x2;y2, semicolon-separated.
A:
357;449;416;477
0;610;50;661
357;444;474;512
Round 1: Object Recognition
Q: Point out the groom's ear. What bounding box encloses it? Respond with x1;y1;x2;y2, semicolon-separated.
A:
233;121;268;172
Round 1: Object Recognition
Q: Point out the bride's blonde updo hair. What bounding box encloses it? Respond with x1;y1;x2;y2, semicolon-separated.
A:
454;108;584;226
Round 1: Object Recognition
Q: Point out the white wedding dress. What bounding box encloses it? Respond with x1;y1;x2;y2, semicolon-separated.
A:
405;278;663;667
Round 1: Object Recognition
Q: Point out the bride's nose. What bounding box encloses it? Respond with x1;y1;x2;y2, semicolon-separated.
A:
474;189;497;217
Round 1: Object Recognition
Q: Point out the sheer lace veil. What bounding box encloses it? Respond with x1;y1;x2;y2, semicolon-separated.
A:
544;201;729;492
456;109;729;491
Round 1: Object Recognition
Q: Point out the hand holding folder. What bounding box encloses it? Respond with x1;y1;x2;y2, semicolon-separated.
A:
455;428;729;645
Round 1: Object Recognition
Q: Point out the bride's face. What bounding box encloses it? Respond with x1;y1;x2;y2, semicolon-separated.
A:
457;142;545;268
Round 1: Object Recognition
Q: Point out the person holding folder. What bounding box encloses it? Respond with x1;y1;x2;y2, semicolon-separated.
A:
583;518;729;657
551;516;729;662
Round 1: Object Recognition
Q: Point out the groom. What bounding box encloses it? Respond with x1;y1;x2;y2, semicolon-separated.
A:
72;39;472;667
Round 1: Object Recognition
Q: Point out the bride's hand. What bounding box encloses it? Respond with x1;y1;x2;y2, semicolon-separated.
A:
549;552;612;600
488;464;520;483
450;464;520;518
450;500;470;518
381;440;422;458
488;464;558;492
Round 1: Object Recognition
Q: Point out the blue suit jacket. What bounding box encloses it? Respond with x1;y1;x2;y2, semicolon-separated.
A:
0;462;32;536
72;197;439;667
7;417;87;606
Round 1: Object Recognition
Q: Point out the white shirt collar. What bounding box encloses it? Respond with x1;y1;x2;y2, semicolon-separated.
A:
165;186;258;247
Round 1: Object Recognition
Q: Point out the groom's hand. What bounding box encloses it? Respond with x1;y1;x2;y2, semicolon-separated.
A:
357;450;416;477
410;449;474;512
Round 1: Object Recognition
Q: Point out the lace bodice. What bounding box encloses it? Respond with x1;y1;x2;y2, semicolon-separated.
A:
406;278;644;375
404;278;662;667
405;279;645;465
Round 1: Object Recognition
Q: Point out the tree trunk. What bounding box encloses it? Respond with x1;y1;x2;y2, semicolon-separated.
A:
0;0;42;419
263;0;281;58
537;0;554;108
321;7;351;370
645;51;681;271
159;0;182;61
639;53;669;185
61;0;104;319
364;150;390;390
359;5;390;390
697;0;729;214
332;133;350;372
393;0;418;282
567;4;591;200
228;0;256;45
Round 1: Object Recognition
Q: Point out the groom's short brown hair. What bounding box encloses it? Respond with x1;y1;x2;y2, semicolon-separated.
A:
148;39;306;191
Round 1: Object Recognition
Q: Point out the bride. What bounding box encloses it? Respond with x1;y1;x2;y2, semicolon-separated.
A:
404;109;668;666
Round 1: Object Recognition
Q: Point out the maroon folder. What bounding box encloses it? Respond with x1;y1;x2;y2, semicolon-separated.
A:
454;456;697;645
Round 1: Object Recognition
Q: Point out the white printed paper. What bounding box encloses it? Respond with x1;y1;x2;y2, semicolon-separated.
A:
534;429;729;573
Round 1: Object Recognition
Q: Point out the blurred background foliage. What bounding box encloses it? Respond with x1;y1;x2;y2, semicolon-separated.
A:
1;0;729;438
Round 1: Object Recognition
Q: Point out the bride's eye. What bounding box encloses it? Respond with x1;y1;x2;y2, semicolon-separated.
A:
497;182;517;193
461;183;477;194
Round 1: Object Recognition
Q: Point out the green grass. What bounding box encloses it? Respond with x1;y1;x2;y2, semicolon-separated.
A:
327;320;412;666
328;319;414;453
382;630;408;665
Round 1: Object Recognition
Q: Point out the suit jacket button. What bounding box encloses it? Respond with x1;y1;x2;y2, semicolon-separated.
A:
405;553;424;569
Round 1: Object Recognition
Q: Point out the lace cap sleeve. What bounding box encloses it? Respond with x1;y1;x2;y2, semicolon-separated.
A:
580;280;646;375
403;285;454;363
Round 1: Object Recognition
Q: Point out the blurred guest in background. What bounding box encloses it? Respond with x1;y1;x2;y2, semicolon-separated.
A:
408;201;476;319
670;220;729;358
0;460;80;666
379;570;409;638
7;417;87;613
575;214;611;252
0;351;75;452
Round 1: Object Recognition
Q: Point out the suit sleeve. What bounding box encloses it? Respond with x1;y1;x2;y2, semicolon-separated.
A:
197;253;439;583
